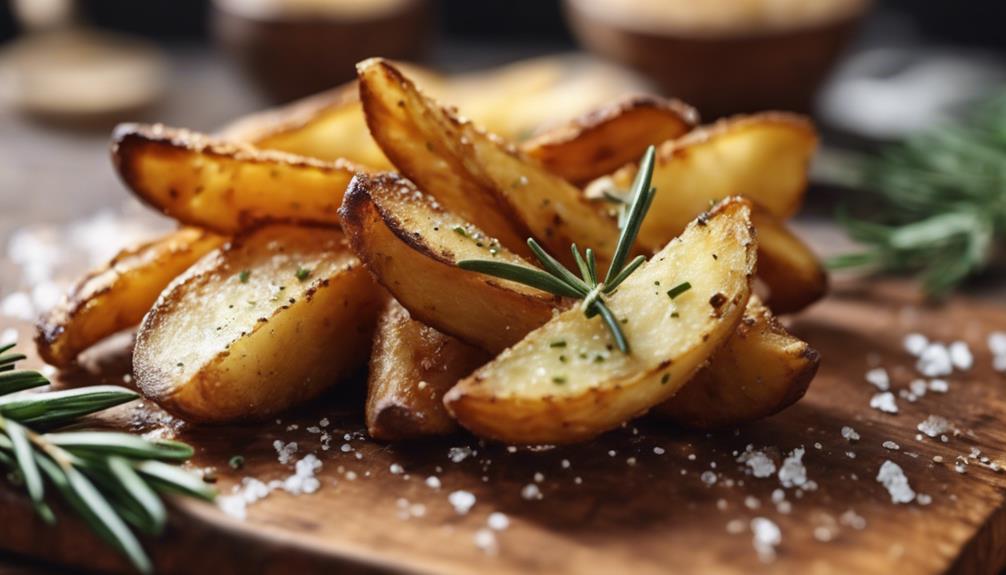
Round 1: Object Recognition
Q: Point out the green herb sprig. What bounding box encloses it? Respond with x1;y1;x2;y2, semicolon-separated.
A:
459;146;658;353
0;344;215;573
829;90;1006;297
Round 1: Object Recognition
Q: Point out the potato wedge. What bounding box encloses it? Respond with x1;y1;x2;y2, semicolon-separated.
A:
220;82;393;169
35;228;225;368
112;123;364;234
750;207;828;313
133;225;382;422
358;58;620;266
522;95;698;185
657;296;818;429
444;198;756;444
340;172;560;354
588;112;817;251
367;299;489;441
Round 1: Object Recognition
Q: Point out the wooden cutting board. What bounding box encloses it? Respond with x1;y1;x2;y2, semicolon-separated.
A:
1;278;1005;575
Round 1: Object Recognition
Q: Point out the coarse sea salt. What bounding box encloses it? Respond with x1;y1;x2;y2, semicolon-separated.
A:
904;333;929;356
488;512;510;531
877;460;915;504
841;426;861;442
448;490;476;514
218;454;323;520
870;392;899;414
865;368;890;391
949;341;973;370
917;415;952;438
989;332;1006;355
917;343;953;377
473;529;498;555
750;517;781;562
928;379;949;393
740;449;776;478
882;441;900;451
700;471;718;486
448;446;474;463
778;447;807;489
909;379;928;397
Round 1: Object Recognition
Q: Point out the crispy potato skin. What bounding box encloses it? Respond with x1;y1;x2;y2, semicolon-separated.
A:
657;296;819;429
750;207;828;313
522;94;698;185
340;172;560;354
35;228;224;368
112;123;363;234
357;58;620;267
445;199;757;444
133;225;383;422
367;299;489;441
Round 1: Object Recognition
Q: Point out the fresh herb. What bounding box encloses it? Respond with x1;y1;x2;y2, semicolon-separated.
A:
0;344;214;573
228;455;245;470
295;267;311;281
549;340;567;348
551;376;566;385
830;90;1006;297
459;146;659;353
238;270;251;283
452;225;469;238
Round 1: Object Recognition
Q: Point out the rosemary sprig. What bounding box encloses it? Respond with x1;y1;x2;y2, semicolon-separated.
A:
830;89;1006;297
0;343;215;573
459;146;658;353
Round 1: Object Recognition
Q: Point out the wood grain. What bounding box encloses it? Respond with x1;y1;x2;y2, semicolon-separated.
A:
0;278;1005;574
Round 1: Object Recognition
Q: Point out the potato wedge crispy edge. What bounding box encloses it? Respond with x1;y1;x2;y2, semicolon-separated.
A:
134;224;382;422
445;198;757;444
112;123;364;234
522;94;698;185
367;299;488;441
340;172;559;354
35;228;225;367
658;296;819;429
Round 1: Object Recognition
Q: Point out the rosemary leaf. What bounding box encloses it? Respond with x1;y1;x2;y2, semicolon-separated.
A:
107;456;167;535
593;299;629;354
571;244;592;285
135;460;216;501
605;146;656;283
0;371;51;395
457;260;583;298
605;255;647;292
0;386;139;427
47;432;194;462
527;239;588;294
3;418;52;524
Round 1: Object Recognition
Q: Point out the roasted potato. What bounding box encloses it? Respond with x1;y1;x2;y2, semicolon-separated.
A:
133;225;383;422
444;198;756;444
35;228;225;368
357;58;620;266
340;172;560;354
112;123;363;234
750;207;828;313
657;296;818;429
588;112;817;251
522;95;698;185
367;299;489;441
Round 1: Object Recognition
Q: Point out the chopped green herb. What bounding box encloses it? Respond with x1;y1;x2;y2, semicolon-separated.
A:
228;455;245;470
666;281;692;299
238;270;251;283
559;355;568;363
452;225;469;238
549;340;567;348
661;373;670;384
552;376;566;384
295;267;311;281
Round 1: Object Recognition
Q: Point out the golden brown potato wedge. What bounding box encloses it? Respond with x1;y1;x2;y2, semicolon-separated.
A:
133;225;383;422
444;198;756;444
367;299;489;441
358;58;620;266
657;296;818;429
340;172;560;354
35;228;225;368
112;123;363;234
750;207;828;313
588;112;817;251
220;82;393;169
522;95;697;185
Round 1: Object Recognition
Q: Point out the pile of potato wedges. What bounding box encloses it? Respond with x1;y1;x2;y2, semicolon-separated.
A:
36;57;825;445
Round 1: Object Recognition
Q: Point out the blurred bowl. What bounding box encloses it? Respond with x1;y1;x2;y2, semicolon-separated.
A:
213;0;432;103
564;0;870;117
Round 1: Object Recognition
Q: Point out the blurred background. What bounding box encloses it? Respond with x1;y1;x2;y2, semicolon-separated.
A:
0;0;1003;320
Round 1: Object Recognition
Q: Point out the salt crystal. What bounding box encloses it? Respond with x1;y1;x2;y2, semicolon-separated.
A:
726;519;746;534
345;471;357;480
882;441;900;451
533;472;545;483
933;455;944;463
608;450;617;457
771;489;785;504
988;332;1006;356
917;415;951;438
0;328;18;346
389;463;404;475
687;454;696;461
218;495;247;520
928;379;949;393
521;483;543;500
841;426;861;442
701;471;718;485
778;447;807;488
340;443;353;453
840;509;867;530
904;333;929;356
573;477;582;485
426;476;442;489
846;451;856;459
777;501;793;514
750;517;781;562
488;512;509;530
319;418;329;427
741;450;777;478
813;527;835;542
473;529;497;555
917;343;952;377
745;496;761;509
653;447;665;455
273;440;298;465
865;368;890;390
909;379;928;397
870;392;899;414
948;341;973;370
448;490;476;514
626;457;637;466
561;458;571;468
716;499;728;511
448;446;473;463
814;442;823;450
994;355;1006;372
917;493;932;505
877;460;915;504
